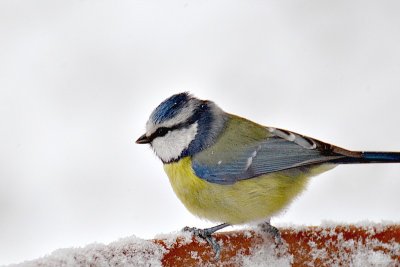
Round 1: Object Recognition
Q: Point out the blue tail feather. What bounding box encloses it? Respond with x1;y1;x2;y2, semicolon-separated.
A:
333;151;400;164
362;152;400;162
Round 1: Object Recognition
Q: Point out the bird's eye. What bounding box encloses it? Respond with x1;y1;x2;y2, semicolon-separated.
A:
156;127;169;137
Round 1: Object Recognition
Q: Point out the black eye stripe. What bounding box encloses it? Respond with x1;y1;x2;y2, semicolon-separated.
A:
156;127;169;137
148;124;181;142
148;127;171;141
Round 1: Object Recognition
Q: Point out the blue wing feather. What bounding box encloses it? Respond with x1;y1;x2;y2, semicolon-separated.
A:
192;125;344;185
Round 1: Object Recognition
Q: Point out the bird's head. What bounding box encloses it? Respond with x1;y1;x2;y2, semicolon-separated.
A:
136;92;227;163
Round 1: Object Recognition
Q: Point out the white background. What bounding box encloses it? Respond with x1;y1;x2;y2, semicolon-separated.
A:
1;0;400;265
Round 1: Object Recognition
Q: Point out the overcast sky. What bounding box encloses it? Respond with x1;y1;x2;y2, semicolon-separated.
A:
1;0;400;265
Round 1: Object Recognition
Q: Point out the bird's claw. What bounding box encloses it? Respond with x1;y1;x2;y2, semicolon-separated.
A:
259;222;283;245
183;226;221;260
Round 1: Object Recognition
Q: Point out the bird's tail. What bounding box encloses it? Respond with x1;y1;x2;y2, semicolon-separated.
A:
333;151;400;164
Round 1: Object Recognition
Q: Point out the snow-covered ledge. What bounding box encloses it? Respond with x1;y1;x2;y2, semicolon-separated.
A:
9;223;400;266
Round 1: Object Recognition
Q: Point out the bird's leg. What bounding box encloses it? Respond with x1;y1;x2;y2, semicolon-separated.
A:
183;223;230;260
258;220;282;244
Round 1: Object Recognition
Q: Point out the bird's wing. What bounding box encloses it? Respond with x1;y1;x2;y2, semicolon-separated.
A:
192;115;352;185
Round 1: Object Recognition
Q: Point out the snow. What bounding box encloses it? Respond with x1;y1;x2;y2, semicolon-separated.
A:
154;229;193;248
7;223;399;267
8;236;166;267
289;222;400;266
237;242;293;267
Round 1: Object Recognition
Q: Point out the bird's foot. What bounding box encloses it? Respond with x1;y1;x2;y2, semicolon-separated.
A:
183;226;221;260
183;223;229;260
258;221;283;245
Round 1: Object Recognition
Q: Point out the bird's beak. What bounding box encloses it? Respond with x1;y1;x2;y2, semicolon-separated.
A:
136;133;151;144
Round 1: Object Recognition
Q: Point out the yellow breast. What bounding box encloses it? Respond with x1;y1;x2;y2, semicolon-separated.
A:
164;157;334;225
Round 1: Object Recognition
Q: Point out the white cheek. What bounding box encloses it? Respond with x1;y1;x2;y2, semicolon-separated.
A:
152;122;198;162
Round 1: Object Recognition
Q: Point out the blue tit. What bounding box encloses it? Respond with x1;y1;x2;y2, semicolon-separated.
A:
136;92;400;256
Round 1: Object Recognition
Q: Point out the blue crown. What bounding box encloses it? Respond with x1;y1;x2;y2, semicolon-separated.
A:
150;92;191;123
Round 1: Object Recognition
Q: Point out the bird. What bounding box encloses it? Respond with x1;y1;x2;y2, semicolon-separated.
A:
136;92;400;257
